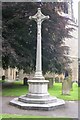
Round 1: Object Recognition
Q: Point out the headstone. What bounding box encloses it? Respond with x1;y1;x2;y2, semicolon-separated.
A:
62;79;70;95
68;76;72;90
62;76;71;95
55;77;59;83
45;77;54;88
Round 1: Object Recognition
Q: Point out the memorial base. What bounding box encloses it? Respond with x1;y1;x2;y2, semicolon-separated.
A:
10;80;65;110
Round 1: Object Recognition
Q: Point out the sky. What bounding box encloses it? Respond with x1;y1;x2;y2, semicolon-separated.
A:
73;0;80;20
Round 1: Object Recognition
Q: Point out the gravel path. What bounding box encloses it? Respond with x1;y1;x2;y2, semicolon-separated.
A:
1;96;79;118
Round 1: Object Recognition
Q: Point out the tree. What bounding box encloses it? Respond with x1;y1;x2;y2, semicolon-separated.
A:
2;2;74;74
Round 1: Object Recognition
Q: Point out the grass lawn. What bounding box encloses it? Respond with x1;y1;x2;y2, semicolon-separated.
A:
1;81;79;119
2;80;79;101
49;82;79;101
0;114;73;119
2;81;28;96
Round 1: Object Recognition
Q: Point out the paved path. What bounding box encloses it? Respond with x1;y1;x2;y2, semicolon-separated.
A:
1;96;79;118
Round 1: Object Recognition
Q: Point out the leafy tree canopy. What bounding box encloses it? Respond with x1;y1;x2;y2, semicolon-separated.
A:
2;2;74;74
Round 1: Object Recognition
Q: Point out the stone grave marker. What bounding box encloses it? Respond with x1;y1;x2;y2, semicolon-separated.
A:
62;70;71;95
62;77;70;95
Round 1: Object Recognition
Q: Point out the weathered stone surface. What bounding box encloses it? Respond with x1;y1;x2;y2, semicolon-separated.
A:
10;97;65;110
10;79;65;110
18;95;57;104
45;77;54;88
62;79;70;95
55;77;60;83
28;80;49;94
29;8;49;80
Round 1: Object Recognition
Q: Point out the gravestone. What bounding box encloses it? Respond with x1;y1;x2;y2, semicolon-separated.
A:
10;8;65;110
62;70;72;95
45;77;54;88
62;78;70;95
55;77;60;83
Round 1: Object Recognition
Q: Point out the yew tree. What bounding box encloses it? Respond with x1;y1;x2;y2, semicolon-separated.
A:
2;2;74;74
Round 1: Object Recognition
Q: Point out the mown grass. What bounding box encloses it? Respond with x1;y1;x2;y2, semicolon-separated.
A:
2;80;79;101
2;81;28;96
1;81;79;119
0;114;73;119
49;82;79;101
0;114;51;118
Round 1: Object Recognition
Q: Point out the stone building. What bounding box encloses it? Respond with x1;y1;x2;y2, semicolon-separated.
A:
57;0;78;82
64;1;78;82
0;68;29;81
47;0;78;82
1;68;18;81
64;22;78;82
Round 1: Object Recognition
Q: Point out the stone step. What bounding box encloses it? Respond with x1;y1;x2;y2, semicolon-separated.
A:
26;93;50;98
18;95;57;104
10;97;65;110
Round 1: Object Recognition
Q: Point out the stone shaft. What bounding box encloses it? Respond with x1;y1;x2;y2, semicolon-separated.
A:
29;8;49;79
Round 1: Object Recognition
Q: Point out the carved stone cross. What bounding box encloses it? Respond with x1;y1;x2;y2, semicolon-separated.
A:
29;8;49;80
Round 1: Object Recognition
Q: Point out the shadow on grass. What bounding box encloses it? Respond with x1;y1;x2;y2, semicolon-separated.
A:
2;81;28;96
2;81;79;101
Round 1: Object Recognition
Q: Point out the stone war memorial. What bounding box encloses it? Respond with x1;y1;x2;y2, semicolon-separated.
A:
10;8;65;110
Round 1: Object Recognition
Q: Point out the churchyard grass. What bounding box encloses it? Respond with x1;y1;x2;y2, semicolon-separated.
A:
0;114;52;118
49;83;79;101
2;81;28;96
0;114;73;119
2;80;79;100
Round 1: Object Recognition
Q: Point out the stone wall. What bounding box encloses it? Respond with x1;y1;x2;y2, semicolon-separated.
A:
1;68;18;81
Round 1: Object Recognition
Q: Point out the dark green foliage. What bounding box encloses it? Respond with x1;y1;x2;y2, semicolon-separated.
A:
2;2;74;74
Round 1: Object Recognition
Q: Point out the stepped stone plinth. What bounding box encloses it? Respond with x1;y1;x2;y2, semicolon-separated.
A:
10;80;65;110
